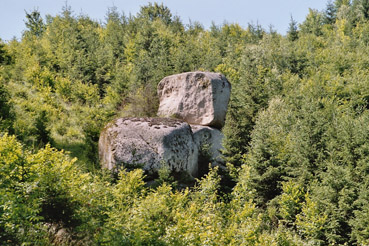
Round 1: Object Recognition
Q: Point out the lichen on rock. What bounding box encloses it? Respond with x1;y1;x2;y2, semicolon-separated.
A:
99;117;198;177
157;71;231;129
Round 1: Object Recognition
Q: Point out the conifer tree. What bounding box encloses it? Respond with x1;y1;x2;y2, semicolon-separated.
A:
287;15;299;41
335;0;352;9
138;3;172;25
24;9;45;37
325;0;337;24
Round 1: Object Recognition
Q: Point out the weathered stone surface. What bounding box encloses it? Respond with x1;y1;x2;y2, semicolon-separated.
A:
157;71;231;129
99;117;198;177
191;125;225;168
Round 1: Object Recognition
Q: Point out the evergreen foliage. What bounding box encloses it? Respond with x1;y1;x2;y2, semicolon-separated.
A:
24;9;45;37
1;1;369;244
287;16;299;41
324;0;337;24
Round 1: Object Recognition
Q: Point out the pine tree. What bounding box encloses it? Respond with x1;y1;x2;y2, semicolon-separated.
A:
138;3;172;25
325;0;337;24
24;9;45;37
287;15;298;41
299;9;324;36
335;0;352;9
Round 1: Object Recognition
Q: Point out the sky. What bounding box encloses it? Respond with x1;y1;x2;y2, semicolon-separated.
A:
1;0;328;41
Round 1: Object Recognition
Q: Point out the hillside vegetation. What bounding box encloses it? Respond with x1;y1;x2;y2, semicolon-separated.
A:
2;1;369;245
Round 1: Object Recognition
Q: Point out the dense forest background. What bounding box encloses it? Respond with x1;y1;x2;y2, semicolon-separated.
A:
2;0;369;245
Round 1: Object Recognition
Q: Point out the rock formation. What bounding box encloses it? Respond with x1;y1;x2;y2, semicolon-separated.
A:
191;125;225;177
191;125;224;165
99;71;230;179
157;71;231;129
99;117;198;177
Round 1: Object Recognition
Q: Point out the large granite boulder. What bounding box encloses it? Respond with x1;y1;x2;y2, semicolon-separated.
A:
99;117;198;177
157;71;231;129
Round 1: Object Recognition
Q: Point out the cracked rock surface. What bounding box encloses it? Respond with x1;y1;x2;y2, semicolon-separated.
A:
99;117;199;177
157;71;231;129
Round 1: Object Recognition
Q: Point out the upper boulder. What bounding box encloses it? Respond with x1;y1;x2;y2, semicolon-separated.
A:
157;71;231;129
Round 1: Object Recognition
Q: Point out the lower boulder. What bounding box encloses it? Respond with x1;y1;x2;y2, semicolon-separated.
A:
191;125;225;176
99;117;198;177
